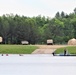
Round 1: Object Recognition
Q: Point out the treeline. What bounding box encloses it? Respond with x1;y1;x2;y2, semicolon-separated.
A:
0;8;76;44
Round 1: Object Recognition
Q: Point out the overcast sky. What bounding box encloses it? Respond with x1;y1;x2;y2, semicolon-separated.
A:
0;0;76;17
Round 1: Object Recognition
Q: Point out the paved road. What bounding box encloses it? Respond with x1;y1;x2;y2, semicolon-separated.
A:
32;49;56;54
32;45;67;54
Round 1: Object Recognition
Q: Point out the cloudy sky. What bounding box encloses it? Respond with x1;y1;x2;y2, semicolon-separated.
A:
0;0;76;17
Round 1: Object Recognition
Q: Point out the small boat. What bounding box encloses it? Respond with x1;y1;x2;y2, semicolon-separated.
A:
52;53;76;56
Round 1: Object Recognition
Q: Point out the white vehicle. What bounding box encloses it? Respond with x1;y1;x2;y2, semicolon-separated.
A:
21;41;29;45
47;39;53;45
0;36;2;43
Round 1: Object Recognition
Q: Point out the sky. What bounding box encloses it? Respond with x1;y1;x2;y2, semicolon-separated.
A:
0;0;76;17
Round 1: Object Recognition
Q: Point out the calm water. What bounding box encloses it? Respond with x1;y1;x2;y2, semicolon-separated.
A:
0;54;76;75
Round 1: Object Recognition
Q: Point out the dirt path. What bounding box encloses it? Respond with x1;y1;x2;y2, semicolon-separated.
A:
32;45;67;54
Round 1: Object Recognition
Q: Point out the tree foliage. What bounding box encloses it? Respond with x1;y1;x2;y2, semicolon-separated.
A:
0;8;76;44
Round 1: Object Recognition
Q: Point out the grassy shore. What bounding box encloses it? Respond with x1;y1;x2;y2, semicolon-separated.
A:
55;46;76;54
0;45;37;54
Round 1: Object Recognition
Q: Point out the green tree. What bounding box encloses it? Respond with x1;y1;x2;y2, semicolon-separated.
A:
55;12;60;18
74;8;76;14
61;11;65;18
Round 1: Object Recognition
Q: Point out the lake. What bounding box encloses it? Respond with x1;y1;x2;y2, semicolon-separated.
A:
0;54;76;75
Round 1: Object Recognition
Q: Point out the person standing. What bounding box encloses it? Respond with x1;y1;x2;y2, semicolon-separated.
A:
64;48;67;56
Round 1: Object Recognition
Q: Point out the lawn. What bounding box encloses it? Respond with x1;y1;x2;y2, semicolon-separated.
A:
0;45;38;54
55;46;76;54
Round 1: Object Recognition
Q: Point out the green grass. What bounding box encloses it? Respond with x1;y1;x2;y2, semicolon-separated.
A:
0;45;37;54
55;46;76;54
